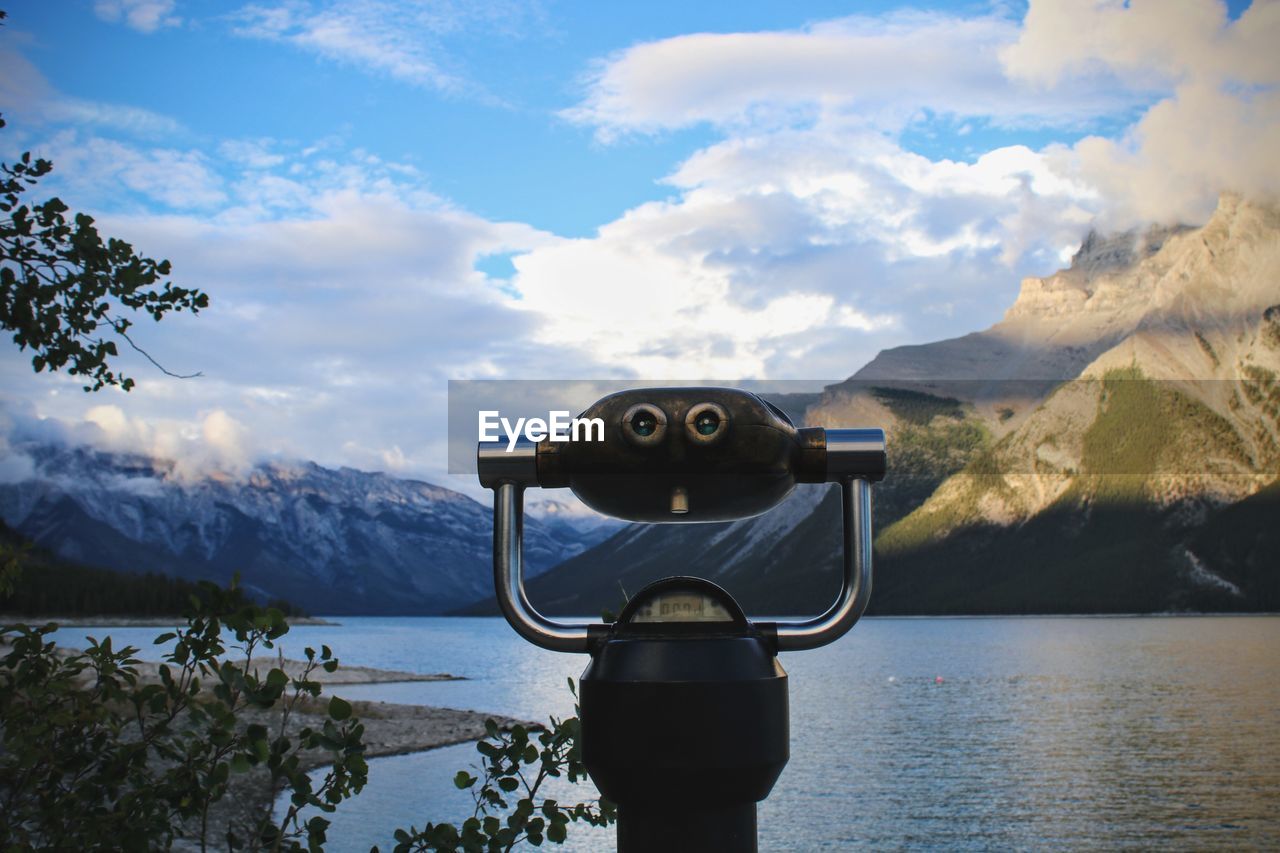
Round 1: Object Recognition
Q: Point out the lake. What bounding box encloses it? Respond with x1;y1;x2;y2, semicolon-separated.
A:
50;615;1280;851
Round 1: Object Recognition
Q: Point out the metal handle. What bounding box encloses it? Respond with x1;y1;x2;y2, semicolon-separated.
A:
480;430;879;654
490;475;874;654
492;479;594;653
770;477;874;651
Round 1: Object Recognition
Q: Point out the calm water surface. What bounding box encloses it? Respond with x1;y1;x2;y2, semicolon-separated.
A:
52;616;1280;850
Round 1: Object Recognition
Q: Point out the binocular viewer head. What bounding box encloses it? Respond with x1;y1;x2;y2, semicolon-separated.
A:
478;386;885;522
477;384;882;654
474;387;889;843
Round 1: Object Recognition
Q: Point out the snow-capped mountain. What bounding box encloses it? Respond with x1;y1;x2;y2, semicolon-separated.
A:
0;444;593;615
525;497;624;556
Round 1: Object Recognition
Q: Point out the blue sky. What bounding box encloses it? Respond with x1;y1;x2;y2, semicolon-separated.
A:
0;0;1276;488
7;0;1150;236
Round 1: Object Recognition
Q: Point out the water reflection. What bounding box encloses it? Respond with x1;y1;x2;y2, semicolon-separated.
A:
50;616;1280;849
766;617;1280;850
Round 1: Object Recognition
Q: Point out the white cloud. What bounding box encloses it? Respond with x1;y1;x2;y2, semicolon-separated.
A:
47;98;187;138
1052;81;1280;227
84;404;147;449
48;405;255;480
0;47;55;118
565;10;1148;140
219;138;287;169
0;428;36;484
1001;0;1278;90
0;135;574;484
505;120;1097;379
512;225;900;379
0;48;183;139
562;0;1279;269
0;453;36;485
1004;0;1280;227
228;0;546;92
41;131;226;209
199;409;253;475
232;1;459;90
531;10;1118;381
94;0;181;33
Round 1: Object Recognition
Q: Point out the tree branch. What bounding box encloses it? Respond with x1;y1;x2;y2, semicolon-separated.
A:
110;317;203;380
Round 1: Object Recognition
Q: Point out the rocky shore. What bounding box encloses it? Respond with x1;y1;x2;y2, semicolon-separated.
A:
177;695;524;851
158;652;466;686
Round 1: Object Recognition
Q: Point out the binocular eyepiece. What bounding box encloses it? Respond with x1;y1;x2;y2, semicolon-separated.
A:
479;386;885;523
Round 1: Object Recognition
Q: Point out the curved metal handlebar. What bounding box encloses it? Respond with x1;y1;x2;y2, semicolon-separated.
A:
481;427;880;654
770;477;873;651
492;481;594;653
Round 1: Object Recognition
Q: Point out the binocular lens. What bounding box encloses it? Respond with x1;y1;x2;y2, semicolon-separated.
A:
622;403;668;446
684;401;729;444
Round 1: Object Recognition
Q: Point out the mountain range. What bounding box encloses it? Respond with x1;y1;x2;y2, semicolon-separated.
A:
2;194;1276;618
518;194;1280;617
0;445;608;615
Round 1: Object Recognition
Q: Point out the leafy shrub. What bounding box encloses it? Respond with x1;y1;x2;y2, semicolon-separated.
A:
1;581;612;852
0;580;366;850
382;681;615;852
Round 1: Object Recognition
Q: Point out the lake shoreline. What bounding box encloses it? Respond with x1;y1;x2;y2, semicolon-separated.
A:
0;613;339;627
2;630;509;849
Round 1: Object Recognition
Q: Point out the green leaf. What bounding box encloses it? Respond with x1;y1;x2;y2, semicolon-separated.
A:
328;696;353;721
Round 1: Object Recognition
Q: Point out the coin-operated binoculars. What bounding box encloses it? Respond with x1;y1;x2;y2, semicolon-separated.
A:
477;387;885;853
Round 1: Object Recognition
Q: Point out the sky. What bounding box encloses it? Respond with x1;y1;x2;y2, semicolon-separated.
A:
0;0;1277;493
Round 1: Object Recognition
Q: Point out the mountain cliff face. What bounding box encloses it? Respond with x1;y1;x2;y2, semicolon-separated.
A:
0;444;593;615
878;194;1280;534
523;194;1280;617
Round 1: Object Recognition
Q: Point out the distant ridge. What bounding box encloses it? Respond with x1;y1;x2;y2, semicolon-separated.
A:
0;519;307;619
0;445;605;615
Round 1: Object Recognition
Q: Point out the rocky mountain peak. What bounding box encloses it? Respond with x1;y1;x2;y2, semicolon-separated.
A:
1004;194;1280;328
1002;222;1193;328
1067;223;1192;281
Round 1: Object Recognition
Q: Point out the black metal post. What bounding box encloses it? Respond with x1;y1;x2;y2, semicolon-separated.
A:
578;579;789;853
618;802;758;852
